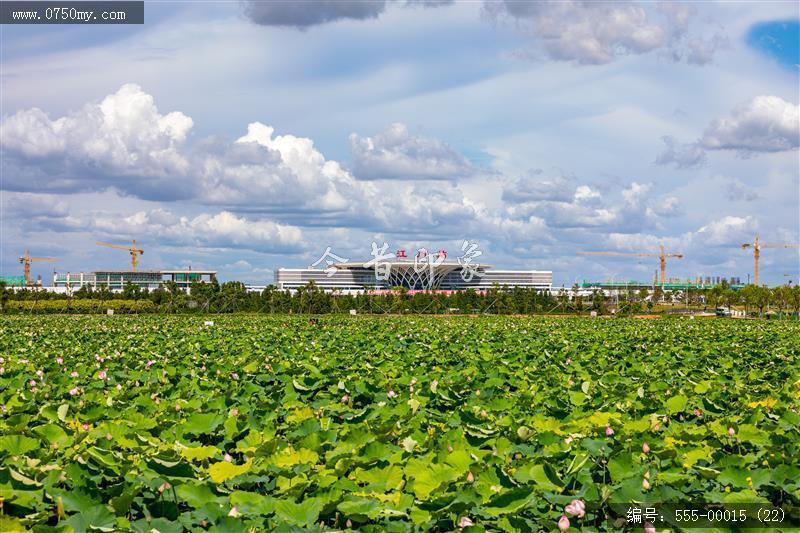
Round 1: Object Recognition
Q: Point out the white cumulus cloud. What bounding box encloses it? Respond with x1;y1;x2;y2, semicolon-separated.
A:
349;123;475;180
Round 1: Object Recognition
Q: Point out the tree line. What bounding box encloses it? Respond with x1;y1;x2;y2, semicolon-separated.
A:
1;279;799;317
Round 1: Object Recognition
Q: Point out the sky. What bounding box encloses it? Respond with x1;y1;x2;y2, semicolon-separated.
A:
1;0;798;287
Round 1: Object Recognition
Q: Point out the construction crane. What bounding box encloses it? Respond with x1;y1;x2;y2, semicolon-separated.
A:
96;240;144;271
578;245;684;285
741;236;800;286
18;250;57;286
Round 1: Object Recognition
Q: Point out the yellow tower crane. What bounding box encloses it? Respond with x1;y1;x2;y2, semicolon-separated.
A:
578;245;684;285
18;250;58;286
96;240;144;271
741;236;800;286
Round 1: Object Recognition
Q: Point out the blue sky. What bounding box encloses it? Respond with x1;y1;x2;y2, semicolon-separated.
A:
1;1;798;286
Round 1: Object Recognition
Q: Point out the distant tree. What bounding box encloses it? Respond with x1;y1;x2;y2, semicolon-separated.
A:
122;282;142;300
590;289;606;315
773;286;792;319
0;280;8;311
217;281;248;313
790;285;800;319
190;279;220;312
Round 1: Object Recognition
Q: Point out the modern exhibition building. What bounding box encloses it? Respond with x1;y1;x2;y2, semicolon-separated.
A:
51;270;217;293
275;249;552;294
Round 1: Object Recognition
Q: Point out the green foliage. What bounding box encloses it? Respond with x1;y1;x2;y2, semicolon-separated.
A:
0;315;798;530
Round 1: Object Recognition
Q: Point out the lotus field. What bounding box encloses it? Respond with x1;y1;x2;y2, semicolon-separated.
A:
0;315;798;531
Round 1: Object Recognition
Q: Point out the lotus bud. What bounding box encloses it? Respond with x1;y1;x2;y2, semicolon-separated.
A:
388;390;397;398
605;426;614;436
642;442;650;454
224;453;232;462
467;471;474;483
346;519;352;528
459;516;474;529
728;427;735;436
642;478;650;490
558;515;570;532
644;522;656;533
475;389;481;396
341;394;349;404
565;499;586;518
693;408;702;417
158;482;171;493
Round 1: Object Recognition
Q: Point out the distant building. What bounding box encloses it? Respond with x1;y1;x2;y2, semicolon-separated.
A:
52;270;217;293
275;249;552;294
0;276;27;287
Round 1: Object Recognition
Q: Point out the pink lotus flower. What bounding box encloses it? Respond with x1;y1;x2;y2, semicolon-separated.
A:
36;370;43;377
565;435;574;445
693;408;702;417
145;360;156;369
116;383;122;391
81;423;89;431
70;371;79;378
69;387;79;396
558;515;570;532
229;408;239;417
642;442;650;454
728;427;735;436
605;426;614;436
98;370;107;380
565;499;585;518
0;367;4;375
224;453;233;462
566;358;572;365
29;380;36;387
56;357;63;365
644;522;656;533
387;390;397;398
459;516;474;529
341;394;349;403
0;357;4;363
228;506;239;517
